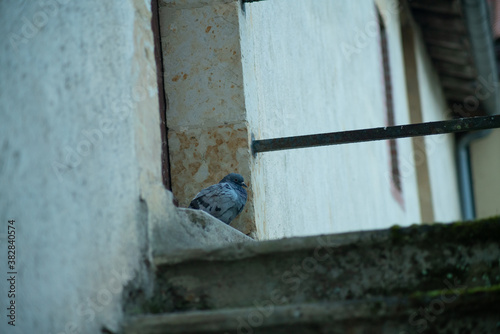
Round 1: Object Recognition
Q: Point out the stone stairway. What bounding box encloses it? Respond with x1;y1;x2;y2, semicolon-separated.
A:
124;216;500;334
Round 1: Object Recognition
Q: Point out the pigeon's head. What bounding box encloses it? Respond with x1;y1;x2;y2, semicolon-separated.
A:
221;173;248;188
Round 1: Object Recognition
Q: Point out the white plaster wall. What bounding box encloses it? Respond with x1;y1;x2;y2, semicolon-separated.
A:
240;0;421;239
0;1;161;333
413;26;462;222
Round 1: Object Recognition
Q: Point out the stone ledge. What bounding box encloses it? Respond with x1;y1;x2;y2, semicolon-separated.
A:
124;289;500;334
153;217;500;312
161;0;236;9
177;208;254;244
154;216;500;265
153;208;254;259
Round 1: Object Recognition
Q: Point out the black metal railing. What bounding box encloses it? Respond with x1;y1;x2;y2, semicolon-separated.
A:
252;115;500;155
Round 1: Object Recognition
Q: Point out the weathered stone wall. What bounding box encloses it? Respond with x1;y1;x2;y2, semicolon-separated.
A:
0;1;161;333
159;0;254;235
0;1;255;333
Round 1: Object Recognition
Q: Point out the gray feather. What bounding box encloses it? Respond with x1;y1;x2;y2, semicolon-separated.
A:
189;173;247;225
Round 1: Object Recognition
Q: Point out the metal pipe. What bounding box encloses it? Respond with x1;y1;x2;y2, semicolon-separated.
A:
457;0;499;220
252;115;500;154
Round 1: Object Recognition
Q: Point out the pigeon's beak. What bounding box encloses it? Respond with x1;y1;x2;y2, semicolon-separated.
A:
242;182;248;188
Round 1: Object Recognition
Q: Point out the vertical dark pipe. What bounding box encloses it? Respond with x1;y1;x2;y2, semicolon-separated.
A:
457;0;499;219
151;0;172;190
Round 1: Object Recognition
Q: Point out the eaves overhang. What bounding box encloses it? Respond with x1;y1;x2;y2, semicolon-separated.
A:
409;0;499;116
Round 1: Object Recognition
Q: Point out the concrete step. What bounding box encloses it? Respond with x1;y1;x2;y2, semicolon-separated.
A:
150;207;254;258
148;218;500;313
124;290;500;334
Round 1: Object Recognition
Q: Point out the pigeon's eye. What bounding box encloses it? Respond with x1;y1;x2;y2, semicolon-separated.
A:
234;178;238;182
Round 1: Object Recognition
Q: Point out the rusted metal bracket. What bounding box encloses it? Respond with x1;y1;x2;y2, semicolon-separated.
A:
252;115;500;154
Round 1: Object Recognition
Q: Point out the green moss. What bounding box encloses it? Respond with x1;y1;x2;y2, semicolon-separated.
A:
463;284;500;294
410;289;442;299
389;215;500;246
410;283;500;300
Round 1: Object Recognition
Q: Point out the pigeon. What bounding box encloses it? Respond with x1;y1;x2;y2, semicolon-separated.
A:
188;173;248;225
